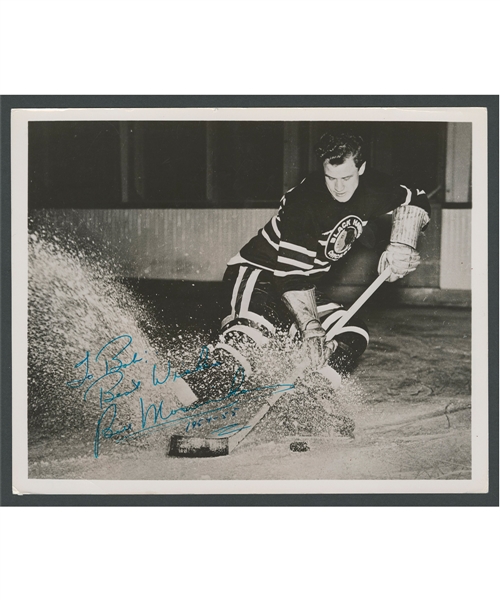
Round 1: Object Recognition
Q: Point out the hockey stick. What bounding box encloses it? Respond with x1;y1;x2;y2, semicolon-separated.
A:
290;265;393;386
169;266;392;458
327;265;392;338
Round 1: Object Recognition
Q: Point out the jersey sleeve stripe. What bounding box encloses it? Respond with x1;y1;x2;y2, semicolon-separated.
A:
398;185;431;214
263;220;280;242
399;185;412;206
277;256;314;269
279;245;316;265
271;215;281;238
261;227;279;250
274;266;330;277
280;240;316;257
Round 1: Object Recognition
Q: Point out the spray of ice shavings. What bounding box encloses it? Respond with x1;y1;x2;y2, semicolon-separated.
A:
28;228;183;457
242;327;358;442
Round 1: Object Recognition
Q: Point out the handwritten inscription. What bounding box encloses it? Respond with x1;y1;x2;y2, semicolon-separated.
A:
66;335;293;458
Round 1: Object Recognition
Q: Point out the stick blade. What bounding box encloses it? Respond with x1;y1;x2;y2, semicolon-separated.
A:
168;435;229;458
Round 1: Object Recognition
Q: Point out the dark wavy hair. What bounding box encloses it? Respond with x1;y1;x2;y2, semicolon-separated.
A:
314;132;365;168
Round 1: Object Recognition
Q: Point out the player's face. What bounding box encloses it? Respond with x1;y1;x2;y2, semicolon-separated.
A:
323;157;365;202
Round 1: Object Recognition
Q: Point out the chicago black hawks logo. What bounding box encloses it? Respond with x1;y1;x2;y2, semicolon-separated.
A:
325;215;364;261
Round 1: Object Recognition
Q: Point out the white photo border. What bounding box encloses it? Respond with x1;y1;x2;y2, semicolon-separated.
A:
8;101;493;498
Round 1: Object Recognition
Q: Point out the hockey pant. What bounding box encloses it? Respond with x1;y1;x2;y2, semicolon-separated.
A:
219;264;369;377
181;264;369;403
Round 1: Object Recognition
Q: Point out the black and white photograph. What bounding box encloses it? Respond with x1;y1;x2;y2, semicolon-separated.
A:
11;105;488;494
1;1;499;598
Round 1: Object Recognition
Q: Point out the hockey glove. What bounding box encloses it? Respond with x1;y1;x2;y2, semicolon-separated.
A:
378;242;420;282
282;288;331;370
390;204;430;248
302;321;331;370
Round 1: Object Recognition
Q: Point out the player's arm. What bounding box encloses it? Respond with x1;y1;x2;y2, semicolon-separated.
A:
274;199;331;369
378;186;431;283
281;286;331;370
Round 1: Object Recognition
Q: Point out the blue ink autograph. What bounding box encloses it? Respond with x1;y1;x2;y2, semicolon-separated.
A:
152;345;221;386
66;335;293;458
133;366;293;437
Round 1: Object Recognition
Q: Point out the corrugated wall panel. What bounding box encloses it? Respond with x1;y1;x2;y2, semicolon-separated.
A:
440;209;471;290
43;207;468;291
45;209;276;280
445;123;472;203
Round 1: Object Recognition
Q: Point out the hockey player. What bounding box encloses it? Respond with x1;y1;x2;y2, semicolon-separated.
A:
183;131;431;408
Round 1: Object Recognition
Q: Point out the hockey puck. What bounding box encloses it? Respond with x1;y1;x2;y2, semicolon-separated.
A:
290;441;310;452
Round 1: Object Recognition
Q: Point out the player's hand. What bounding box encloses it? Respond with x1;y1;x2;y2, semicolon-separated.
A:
302;321;331;370
378;242;420;283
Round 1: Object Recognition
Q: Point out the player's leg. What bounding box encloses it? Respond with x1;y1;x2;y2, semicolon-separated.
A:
218;264;282;371
180;265;285;403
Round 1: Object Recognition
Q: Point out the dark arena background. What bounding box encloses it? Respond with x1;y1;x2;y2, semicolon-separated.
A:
27;119;472;481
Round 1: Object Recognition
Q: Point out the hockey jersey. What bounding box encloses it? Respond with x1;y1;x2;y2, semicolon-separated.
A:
228;169;431;294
